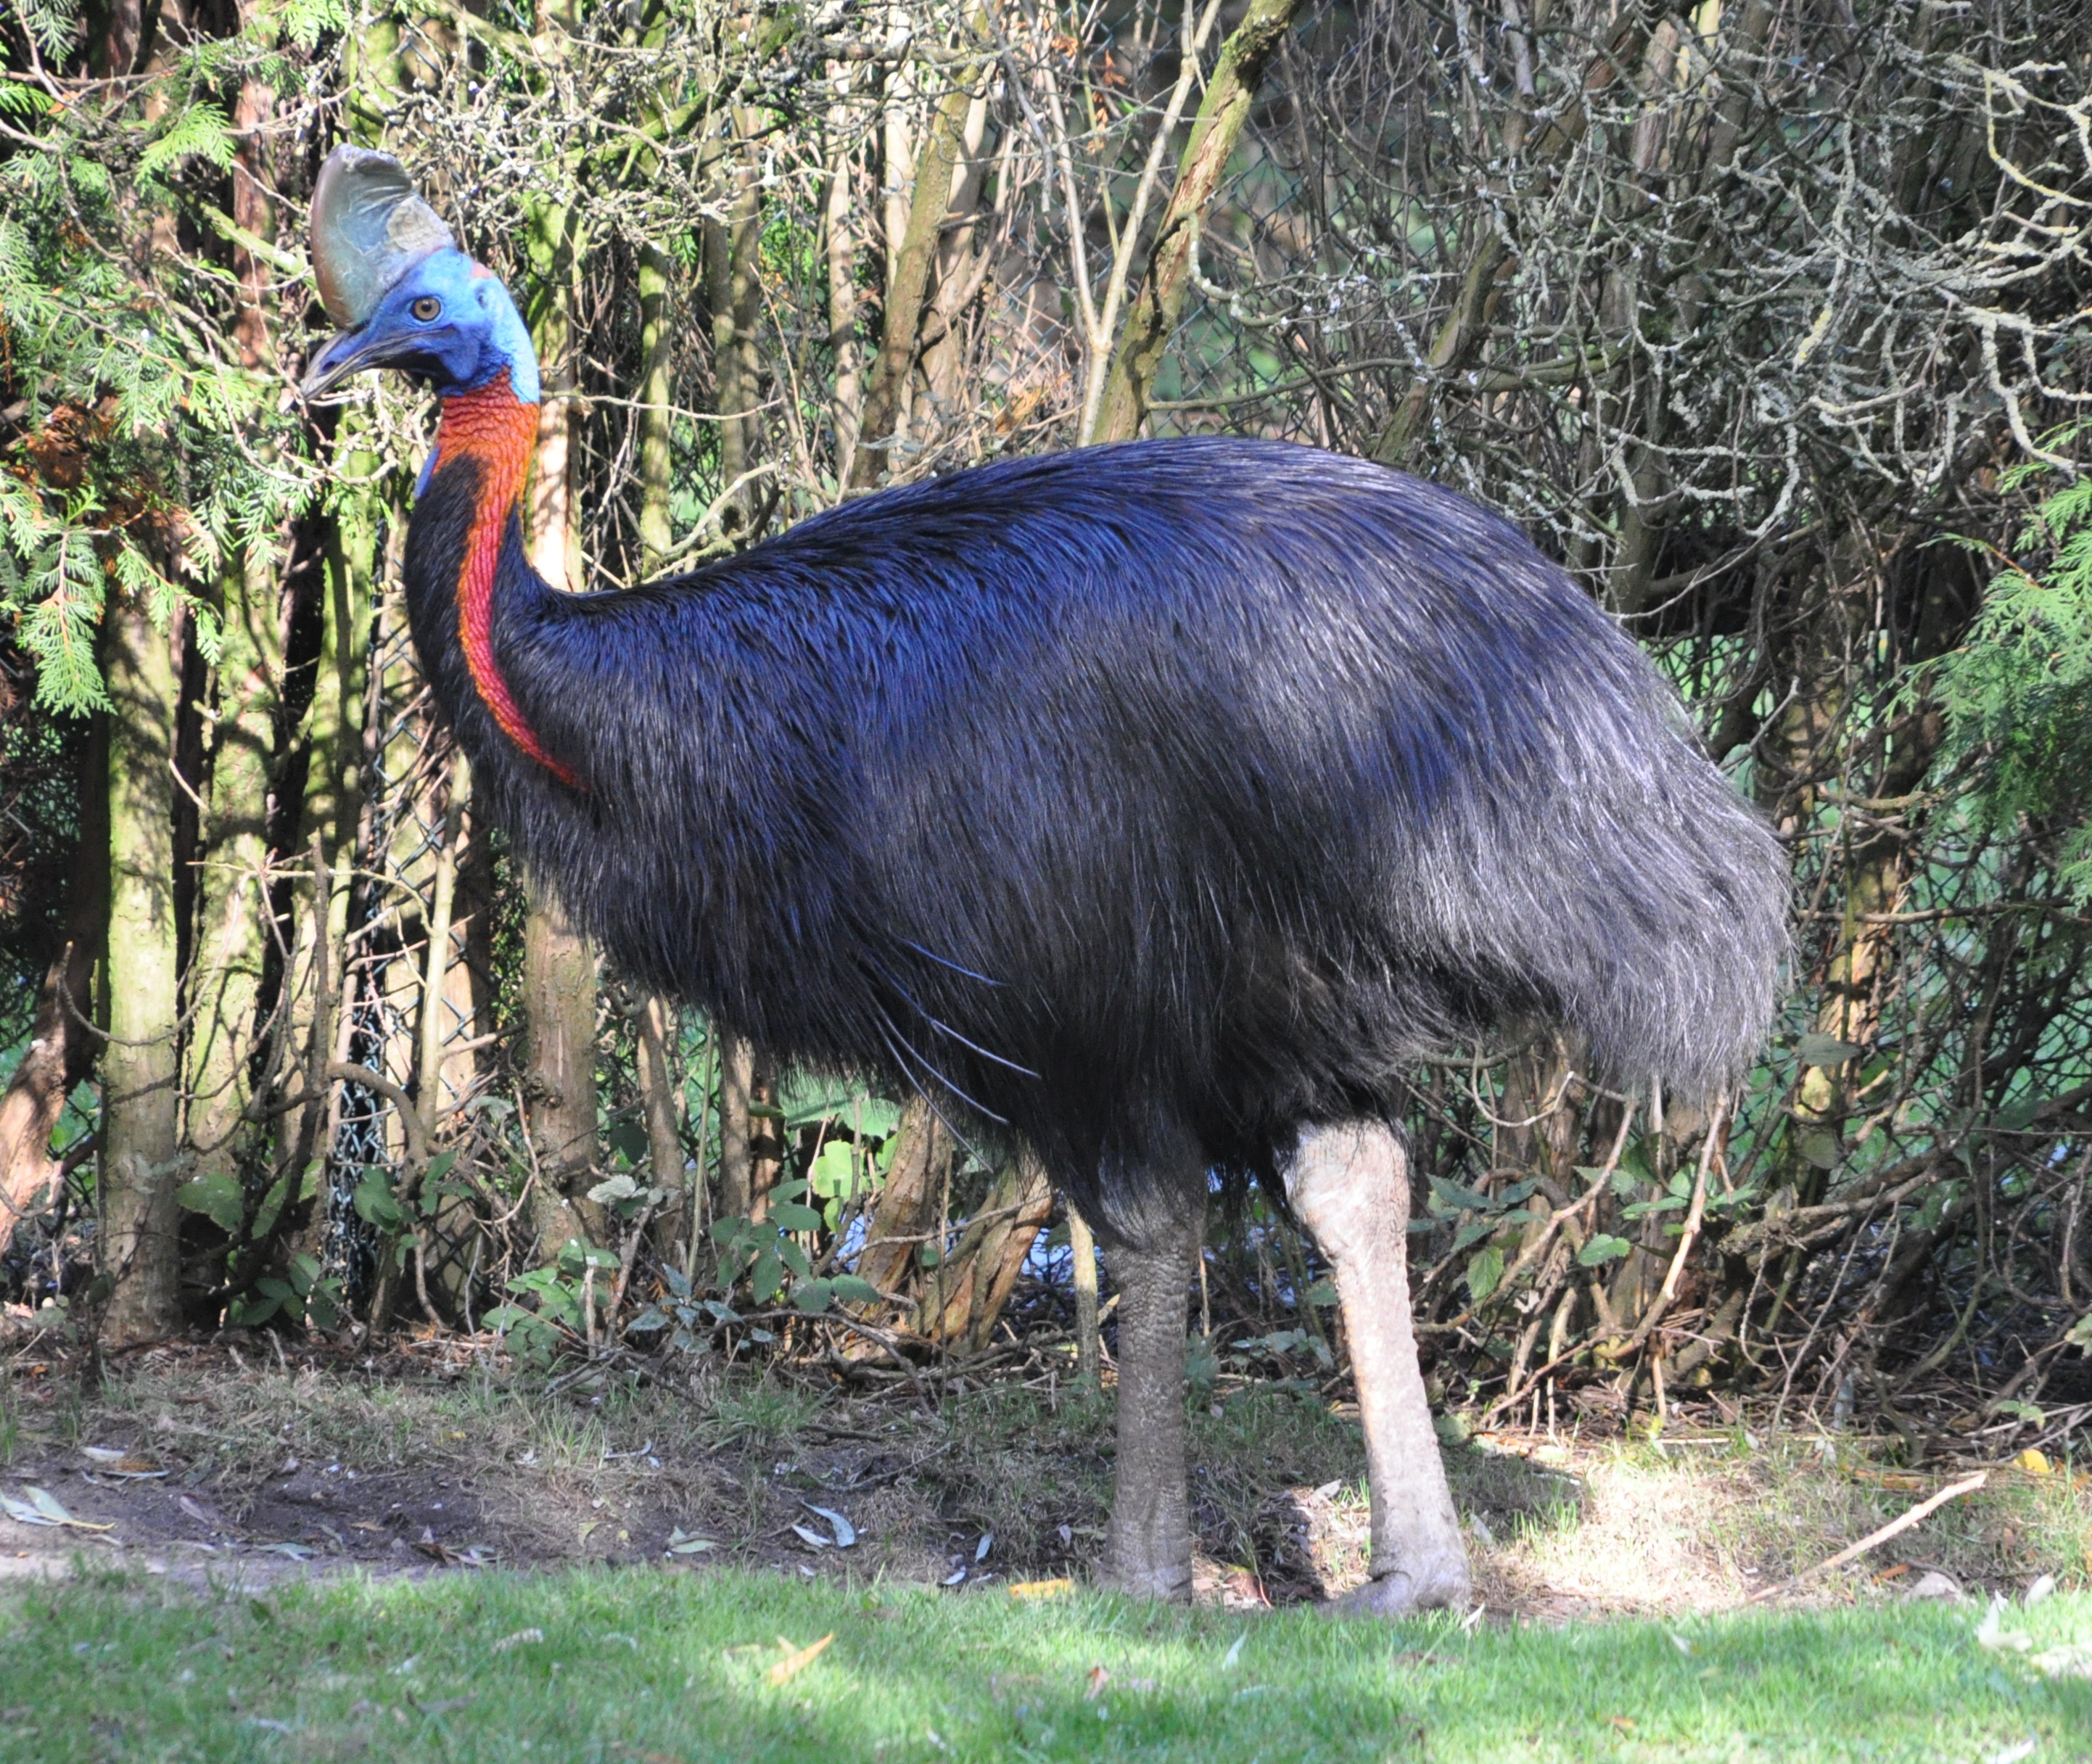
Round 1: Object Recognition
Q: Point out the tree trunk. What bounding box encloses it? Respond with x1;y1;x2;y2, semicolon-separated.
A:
522;883;602;1262
919;1153;1053;1349
702;112;766;527
518;132;602;1263
823;110;864;485
1090;0;1308;446
100;602;185;1343
853;1095;947;1298
715;1036;780;1224
635;241;676;575
849;73;977;487
184;544;283;1194
0;718;108;1238
919;90;992;421
638;995;685;1211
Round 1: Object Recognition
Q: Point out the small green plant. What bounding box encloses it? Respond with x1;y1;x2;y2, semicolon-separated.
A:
176;1169;345;1328
484;1240;625;1363
625;1266;744;1352
708;1177;882;1315
226;1254;343;1331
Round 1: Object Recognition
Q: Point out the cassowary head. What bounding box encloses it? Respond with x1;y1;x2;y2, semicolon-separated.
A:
300;146;536;403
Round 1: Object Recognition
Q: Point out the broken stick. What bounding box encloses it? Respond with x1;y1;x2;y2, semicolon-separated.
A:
1750;1470;1988;1602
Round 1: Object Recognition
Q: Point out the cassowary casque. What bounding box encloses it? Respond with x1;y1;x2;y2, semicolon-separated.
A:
304;144;1787;1611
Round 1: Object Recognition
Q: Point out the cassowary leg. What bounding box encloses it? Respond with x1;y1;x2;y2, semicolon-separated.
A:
1101;1198;1204;1600
1285;1121;1470;1615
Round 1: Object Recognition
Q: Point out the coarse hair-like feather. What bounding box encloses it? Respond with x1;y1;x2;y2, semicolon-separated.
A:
404;437;1789;1232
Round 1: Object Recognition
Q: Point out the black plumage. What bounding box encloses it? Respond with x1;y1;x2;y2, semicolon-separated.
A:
405;436;1787;1232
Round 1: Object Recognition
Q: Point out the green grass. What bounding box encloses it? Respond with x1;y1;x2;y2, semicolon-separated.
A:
4;1572;2087;1763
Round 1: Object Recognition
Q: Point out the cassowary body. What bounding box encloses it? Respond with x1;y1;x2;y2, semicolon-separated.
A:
305;148;1787;1611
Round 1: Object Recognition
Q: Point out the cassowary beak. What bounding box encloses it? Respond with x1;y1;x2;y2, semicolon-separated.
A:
300;325;391;400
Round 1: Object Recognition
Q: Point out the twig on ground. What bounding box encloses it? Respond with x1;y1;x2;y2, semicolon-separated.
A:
1747;1470;1987;1602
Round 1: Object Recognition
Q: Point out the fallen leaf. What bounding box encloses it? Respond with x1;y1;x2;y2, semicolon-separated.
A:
942;1568;967;1587
1084;1664;1110;1701
1606;1715;1636;1733
766;1633;833;1687
0;1488;112;1532
802;1504;857;1548
2014;1448;2052;1477
1008;1578;1074;1601
664;1528;716;1556
2029;1644;2092;1679
491;1628;543;1652
789;1524;831;1551
975;1533;992;1562
1976;1596;2033;1652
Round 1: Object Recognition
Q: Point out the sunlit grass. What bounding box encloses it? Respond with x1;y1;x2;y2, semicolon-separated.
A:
4;1571;2086;1762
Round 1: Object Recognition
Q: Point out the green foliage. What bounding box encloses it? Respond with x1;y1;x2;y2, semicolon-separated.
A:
1577;1232;1631;1267
1932;432;2092;897
11;0;79;58
710;1177;825;1304
0;28;322;713
485;1238;624;1363
226;1253;342;1329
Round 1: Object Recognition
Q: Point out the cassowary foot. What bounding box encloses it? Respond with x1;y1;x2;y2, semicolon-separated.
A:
1322;1551;1471;1617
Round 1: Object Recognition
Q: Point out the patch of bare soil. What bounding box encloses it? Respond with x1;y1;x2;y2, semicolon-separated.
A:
0;1335;2084;1618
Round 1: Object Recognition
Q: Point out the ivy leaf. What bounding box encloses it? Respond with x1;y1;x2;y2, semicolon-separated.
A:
351;1170;405;1230
1578;1234;1631;1267
175;1171;243;1234
748;1247;783;1301
1465;1246;1504;1305
1431;1176;1496;1214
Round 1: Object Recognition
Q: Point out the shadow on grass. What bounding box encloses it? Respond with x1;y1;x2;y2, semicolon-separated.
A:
2;1567;2086;1762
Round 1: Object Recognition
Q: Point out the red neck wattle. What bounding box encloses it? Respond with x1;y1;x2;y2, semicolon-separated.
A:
432;371;583;790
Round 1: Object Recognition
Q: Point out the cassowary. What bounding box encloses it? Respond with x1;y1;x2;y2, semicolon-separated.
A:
303;147;1787;1612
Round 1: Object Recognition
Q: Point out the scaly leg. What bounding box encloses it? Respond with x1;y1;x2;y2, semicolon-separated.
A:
1100;1192;1204;1599
1286;1120;1470;1614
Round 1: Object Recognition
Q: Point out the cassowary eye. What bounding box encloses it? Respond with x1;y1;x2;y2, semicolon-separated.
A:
411;295;441;321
